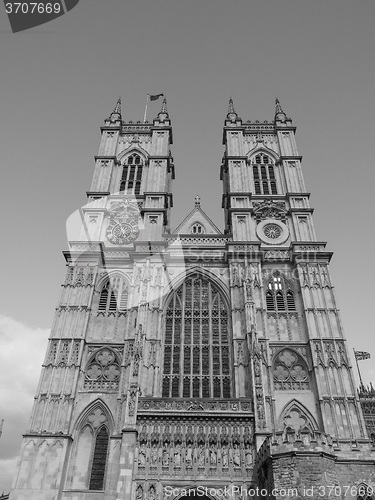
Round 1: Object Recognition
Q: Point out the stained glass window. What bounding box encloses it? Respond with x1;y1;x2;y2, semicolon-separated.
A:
162;275;231;398
89;426;109;490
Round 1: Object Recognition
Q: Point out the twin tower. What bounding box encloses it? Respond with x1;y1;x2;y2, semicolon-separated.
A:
10;98;375;499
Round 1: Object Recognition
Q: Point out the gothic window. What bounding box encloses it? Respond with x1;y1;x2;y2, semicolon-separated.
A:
252;153;277;195
266;274;296;311
273;349;310;390
190;223;205;234
162;275;231;398
89;426;109;490
98;275;128;315
84;348;121;390
119;153;144;195
68;405;110;491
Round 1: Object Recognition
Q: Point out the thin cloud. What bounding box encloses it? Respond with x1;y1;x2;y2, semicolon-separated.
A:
0;315;49;492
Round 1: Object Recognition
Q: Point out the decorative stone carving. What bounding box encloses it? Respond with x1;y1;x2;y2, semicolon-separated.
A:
84;348;121;390
273;349;310;390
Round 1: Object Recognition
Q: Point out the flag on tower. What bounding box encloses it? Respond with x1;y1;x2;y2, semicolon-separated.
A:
149;93;164;101
354;350;371;360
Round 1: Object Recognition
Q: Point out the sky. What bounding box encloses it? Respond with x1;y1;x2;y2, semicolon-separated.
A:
1;0;375;492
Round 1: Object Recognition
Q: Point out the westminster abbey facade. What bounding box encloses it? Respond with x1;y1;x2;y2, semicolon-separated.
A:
9;99;375;499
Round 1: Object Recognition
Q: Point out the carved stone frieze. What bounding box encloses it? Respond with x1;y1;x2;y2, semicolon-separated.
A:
138;398;252;414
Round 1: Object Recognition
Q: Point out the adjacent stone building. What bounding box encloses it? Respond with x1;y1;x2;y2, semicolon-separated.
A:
9;98;375;499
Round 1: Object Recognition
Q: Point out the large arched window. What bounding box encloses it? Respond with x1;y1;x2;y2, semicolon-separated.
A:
252;153;277;195
68;405;110;491
162;275;231;399
120;153;144;195
98;275;128;315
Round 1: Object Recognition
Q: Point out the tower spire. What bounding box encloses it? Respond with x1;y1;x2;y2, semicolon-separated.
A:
275;97;284;115
157;97;169;121
107;97;122;123
274;97;288;123
113;97;121;115
226;97;239;122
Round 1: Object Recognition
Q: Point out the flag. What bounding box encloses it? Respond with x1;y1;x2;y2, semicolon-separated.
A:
149;93;164;101
354;350;371;361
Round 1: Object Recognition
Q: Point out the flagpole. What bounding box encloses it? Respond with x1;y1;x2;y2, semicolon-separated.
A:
353;348;364;388
144;94;149;122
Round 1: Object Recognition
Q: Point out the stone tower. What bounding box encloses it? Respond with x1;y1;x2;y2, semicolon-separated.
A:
9;98;375;500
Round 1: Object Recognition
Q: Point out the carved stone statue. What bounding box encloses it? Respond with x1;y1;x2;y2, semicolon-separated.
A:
210;445;217;465
233;444;241;468
245;444;253;467
185;444;193;465
138;443;146;466
150;444;158;465
198;444;205;466
162;448;169;466
221;446;228;467
174;444;181;467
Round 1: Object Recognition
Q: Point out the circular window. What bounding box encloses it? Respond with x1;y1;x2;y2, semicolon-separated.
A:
263;223;282;239
256;219;289;245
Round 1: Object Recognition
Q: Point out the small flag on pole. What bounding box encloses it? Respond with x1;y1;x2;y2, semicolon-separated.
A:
149;93;164;101
354;350;371;361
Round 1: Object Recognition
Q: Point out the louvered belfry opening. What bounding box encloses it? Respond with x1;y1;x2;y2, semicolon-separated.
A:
89;426;109;490
120;153;143;195
266;274;296;312
162;275;231;399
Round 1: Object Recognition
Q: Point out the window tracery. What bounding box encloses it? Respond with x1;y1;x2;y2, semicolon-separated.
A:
162;275;231;398
68;405;110;491
98;275;128;315
273;349;310;390
266;273;296;312
251;153;277;195
120;153;144;195
84;348;121;390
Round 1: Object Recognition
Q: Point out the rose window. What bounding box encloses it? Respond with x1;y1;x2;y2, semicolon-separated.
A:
263;223;282;239
84;348;120;390
273;349;310;390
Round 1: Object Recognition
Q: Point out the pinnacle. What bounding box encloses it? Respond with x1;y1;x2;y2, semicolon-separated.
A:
160;97;168;115
275;97;285;115
113;97;121;115
228;97;235;115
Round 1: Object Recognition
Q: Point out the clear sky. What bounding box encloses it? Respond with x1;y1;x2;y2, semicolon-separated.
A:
0;0;375;492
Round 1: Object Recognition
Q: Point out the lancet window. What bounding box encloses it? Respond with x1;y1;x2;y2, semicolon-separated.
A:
252;153;277;195
266;273;296;312
120;153;144;195
162;275;231;399
89;426;109;490
98;275;128;315
68;405;110;491
190;223;205;234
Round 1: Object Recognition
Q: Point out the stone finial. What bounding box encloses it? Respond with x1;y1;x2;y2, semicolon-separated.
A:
275;97;284;115
195;195;201;207
158;97;169;120
228;97;235;115
161;97;168;114
227;97;238;122
113;97;121;115
107;97;122;123
275;97;289;123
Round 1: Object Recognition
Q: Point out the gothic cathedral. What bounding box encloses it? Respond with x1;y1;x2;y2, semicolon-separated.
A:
9;98;375;499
